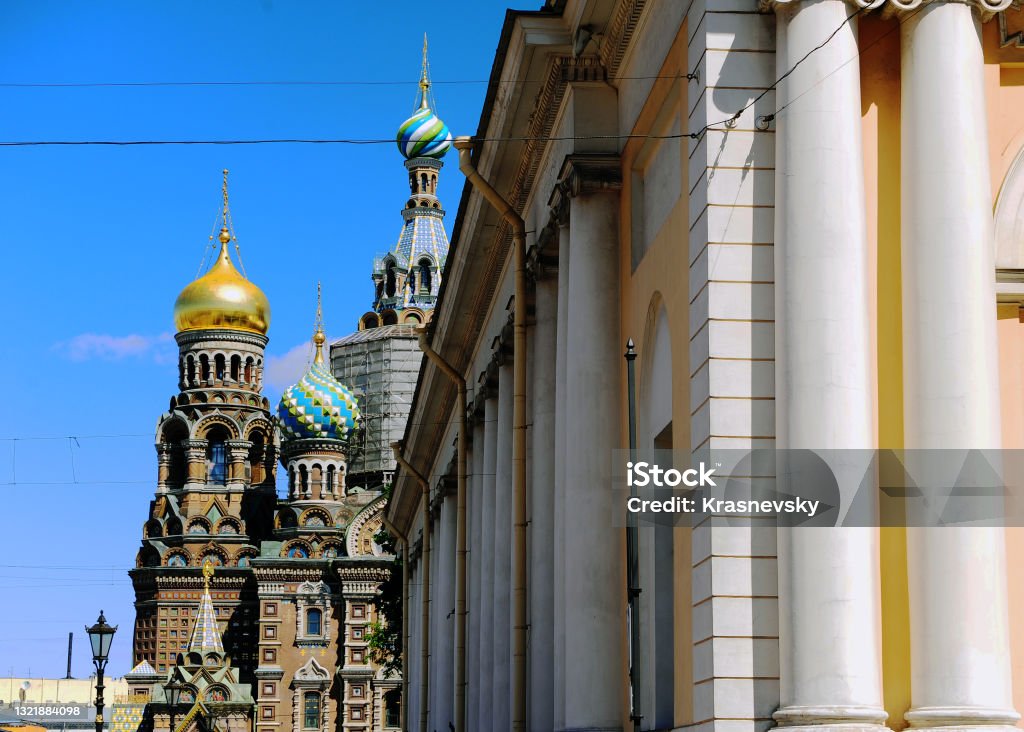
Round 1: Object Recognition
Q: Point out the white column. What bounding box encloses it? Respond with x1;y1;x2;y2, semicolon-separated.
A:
407;555;420;731
429;507;442;732
467;428;484;732
530;268;558;730
493;361;514;732
770;0;887;729
478;394;498;728
561;167;623;730
553;219;570;732
900;2;1018;729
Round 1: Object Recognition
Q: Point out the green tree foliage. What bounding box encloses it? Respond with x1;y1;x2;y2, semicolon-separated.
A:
367;506;403;677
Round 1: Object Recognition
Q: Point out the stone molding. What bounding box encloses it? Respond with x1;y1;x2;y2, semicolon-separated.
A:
1000;1;1024;45
600;0;648;79
549;154;623;215
176;329;269;348
760;0;1012;21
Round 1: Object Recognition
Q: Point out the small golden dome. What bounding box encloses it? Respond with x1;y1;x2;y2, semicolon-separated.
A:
173;238;271;335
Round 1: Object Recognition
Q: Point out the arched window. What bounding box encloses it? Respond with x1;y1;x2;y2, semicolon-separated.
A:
230;355;240;382
326;465;335;495
385;261;397;297
306;608;322;636
214;354;226;381
249;432;264;484
419;259;432;294
200;355;211;383
381;309;398;326
207;429;228;485
299;465;309;497
244;357;253;384
420;172;428;191
303;692;320;729
186;355;196;387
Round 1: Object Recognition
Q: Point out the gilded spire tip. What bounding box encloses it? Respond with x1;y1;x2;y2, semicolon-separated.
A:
202;559;214;589
313;281;326;363
419;33;431;109
219;169;232;245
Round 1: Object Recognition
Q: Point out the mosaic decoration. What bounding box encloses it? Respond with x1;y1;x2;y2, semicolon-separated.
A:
396;106;452;159
186;564;225;654
277;360;360;441
396;213;447;268
110;701;146;732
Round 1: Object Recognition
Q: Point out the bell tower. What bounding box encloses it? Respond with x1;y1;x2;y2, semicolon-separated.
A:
366;35;452;328
130;170;277;678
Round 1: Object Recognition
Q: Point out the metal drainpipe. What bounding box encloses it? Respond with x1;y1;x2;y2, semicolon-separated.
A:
381;514;410;732
392;442;431;732
454;136;528;732
416;327;468;732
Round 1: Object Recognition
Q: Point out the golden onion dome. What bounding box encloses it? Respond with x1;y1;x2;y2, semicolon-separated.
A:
173;227;271;335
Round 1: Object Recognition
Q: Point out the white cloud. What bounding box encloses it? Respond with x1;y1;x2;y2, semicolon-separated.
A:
57;332;176;363
264;341;314;393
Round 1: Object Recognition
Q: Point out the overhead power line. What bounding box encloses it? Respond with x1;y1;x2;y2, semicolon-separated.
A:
0;6;899;149
0;73;690;89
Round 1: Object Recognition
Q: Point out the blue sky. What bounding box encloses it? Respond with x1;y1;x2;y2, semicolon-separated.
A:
0;1;535;679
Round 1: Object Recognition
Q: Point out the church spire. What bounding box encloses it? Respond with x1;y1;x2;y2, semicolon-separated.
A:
187;561;225;655
313;281;326;365
418;33;431;110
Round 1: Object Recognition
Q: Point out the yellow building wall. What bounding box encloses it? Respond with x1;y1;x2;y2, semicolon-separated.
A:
859;14;912;731
618;19;693;728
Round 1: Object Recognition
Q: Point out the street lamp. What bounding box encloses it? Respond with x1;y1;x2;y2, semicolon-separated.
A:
85;611;117;732
164;681;182;732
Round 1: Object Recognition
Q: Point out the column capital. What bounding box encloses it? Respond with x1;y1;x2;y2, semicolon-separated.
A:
760;0;1012;20
885;0;1011;21
549;153;622;213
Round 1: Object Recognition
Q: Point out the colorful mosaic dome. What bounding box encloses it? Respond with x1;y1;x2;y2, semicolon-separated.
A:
277;340;360;441
397;105;452;160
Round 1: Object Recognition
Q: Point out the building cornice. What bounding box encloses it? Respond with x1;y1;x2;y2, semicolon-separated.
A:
175;330;269;348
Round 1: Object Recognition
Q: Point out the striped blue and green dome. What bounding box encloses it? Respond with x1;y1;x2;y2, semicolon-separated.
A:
397;105;452;160
277;357;360;441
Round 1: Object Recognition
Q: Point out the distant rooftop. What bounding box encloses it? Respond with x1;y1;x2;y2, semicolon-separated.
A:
331;324;421;347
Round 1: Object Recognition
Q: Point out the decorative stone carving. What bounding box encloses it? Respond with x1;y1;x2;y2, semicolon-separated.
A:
760;0;1012;20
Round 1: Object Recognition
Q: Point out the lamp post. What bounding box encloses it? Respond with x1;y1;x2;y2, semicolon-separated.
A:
85;611;117;732
164;681;182;732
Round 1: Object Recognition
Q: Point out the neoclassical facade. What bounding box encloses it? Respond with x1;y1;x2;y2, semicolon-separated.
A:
387;1;1024;731
128;173;398;732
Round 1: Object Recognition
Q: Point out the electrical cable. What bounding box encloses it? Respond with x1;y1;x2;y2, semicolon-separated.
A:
0;5;872;148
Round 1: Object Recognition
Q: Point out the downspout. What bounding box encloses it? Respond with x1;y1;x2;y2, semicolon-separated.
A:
417;328;468;732
392;442;431;732
454;136;528;732
381;514;410;732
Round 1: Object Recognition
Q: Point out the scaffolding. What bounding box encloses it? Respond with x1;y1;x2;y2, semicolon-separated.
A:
329;324;424;492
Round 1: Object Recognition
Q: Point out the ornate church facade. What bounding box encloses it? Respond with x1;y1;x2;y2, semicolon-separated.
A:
123;40;457;732
123;138;432;730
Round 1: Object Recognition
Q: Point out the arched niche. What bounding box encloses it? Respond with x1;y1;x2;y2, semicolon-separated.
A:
995;144;1024;272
